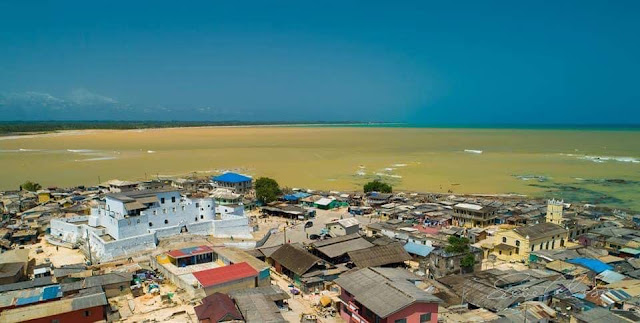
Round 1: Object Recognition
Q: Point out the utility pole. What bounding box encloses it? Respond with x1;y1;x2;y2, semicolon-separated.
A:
283;226;287;244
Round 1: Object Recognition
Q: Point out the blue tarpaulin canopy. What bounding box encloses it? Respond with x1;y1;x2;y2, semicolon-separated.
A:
567;258;613;274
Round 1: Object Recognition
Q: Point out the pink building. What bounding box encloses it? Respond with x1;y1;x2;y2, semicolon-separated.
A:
334;267;441;323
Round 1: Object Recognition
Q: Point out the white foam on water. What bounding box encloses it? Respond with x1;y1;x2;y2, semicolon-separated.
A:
464;149;483;154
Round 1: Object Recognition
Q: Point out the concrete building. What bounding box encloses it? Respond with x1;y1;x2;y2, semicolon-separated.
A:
49;189;251;262
335;267;441;323
427;246;483;279
492;222;569;263
325;217;360;237
212;173;252;194
193;262;258;296
452;203;497;228
546;199;564;225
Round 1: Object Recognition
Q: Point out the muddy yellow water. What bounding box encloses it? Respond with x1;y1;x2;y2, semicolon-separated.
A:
1;127;639;210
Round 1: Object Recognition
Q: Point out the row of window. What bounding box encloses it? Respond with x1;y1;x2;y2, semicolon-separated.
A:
148;215;206;227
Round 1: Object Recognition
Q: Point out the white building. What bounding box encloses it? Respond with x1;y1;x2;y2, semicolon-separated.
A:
49;189;251;262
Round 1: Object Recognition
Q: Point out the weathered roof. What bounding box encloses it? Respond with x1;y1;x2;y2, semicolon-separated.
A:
167;245;213;258
0;291;107;323
0;263;24;279
229;285;290;302
194;292;243;322
0;277;54;293
232;291;287;323
348;243;411;268
403;242;435;257
311;234;373;259
513;222;567;240
269;244;323;276
84;272;132;288
573;307;631;323
335;267;441;318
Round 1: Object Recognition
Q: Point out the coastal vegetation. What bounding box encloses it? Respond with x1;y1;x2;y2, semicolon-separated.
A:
21;181;42;192
0;121;364;135
255;177;281;204
364;180;392;193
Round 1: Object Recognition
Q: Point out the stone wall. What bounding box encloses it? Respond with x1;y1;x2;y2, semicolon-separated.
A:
212;217;252;238
90;231;156;262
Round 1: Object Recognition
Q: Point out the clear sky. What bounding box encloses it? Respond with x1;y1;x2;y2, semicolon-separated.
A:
1;1;638;124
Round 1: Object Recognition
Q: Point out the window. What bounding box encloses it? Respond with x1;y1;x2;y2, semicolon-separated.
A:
196;203;199;208
52;320;60;323
515;248;519;254
161;197;165;204
502;237;507;243
84;310;91;317
395;319;407;323
200;215;204;219
153;210;157;215
171;196;176;203
420;313;432;322
515;240;520;246
182;206;185;211
545;241;549;249
164;219;168;224
163;208;167;214
172;207;176;213
195;217;198;222
149;222;153;227
531;245;534;251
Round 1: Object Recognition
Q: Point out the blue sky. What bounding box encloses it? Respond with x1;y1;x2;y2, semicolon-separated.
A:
0;1;638;124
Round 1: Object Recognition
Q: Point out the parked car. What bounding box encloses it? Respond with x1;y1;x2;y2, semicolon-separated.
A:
304;221;313;228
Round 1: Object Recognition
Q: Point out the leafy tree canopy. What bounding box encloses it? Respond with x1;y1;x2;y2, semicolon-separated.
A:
461;253;476;268
255;177;281;204
445;236;470;254
363;180;392;193
21;181;42;192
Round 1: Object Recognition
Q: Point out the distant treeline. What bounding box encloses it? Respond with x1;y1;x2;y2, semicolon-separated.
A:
0;120;366;134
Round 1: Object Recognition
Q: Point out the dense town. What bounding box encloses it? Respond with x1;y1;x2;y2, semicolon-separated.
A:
1;173;640;323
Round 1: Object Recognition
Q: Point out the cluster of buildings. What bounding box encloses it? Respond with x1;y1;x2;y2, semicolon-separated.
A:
2;171;640;322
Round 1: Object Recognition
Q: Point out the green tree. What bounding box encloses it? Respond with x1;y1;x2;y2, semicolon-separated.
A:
255;177;281;204
445;236;477;273
444;236;470;253
21;181;42;192
460;253;476;269
363;180;392;193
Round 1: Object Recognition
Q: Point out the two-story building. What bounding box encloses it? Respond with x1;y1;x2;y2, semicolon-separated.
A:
492;222;569;263
452;203;497;228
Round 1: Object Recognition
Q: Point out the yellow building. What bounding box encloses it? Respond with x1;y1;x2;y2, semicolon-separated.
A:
37;190;51;204
545;199;564;225
492;222;568;262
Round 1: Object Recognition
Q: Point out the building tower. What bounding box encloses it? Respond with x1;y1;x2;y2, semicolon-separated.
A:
546;199;564;225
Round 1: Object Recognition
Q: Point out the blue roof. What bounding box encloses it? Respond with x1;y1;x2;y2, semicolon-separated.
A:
212;172;252;183
283;192;311;201
404;242;435;257
567;258;613;274
42;285;61;300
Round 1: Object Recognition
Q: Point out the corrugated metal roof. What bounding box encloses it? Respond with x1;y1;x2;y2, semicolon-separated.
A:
193;262;257;287
348;243;411;268
213;172;252;183
335;267;441;318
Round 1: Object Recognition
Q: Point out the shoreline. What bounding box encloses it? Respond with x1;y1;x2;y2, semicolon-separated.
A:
0;121;639;137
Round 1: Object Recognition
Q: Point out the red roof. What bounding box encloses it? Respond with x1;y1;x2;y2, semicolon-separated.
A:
194;292;243;322
167;245;213;258
193;262;258;287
